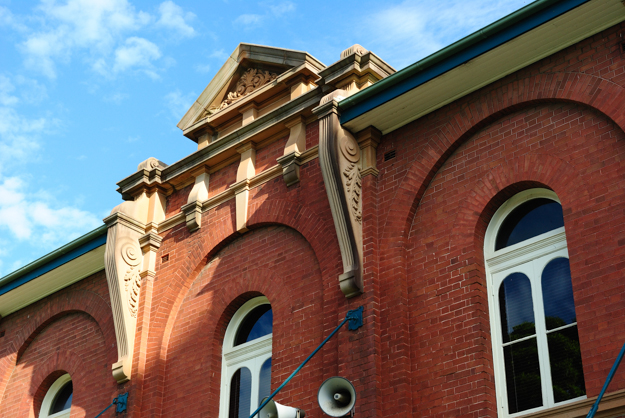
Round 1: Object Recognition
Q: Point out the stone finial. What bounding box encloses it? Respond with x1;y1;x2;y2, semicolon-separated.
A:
340;44;368;60
137;157;168;172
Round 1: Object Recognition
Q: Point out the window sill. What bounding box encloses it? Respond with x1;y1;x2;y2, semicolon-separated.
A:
516;389;625;418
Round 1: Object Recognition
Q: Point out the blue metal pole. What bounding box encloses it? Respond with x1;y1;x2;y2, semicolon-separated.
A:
248;307;363;418
587;341;625;418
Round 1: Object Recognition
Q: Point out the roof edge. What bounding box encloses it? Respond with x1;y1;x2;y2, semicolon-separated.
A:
0;224;107;296
338;0;589;120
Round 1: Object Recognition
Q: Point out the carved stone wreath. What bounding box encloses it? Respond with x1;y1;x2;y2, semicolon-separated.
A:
220;68;277;110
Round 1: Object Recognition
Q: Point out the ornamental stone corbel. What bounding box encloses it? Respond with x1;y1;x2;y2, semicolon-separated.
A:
104;157;167;383
104;208;145;384
313;90;363;298
182;165;210;232
277;116;307;186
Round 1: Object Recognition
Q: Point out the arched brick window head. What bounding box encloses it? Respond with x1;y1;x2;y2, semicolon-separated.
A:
484;189;586;416
220;296;273;418
39;374;72;418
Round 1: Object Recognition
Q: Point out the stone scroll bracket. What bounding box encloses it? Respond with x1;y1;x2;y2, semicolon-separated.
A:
182;165;210;232
233;142;257;233
104;157;167;384
313;90;364;298
277;116;307;187
104;211;145;384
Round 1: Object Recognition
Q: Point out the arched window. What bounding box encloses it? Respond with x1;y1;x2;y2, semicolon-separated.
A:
484;189;585;416
220;297;273;418
39;374;73;418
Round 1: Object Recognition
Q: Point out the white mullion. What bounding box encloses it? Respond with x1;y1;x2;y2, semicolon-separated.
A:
250;357;260;411
531;257;553;408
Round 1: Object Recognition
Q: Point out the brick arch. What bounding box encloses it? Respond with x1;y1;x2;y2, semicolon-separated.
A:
12;289;115;363
18;349;86;418
0;289;115;403
146;199;338;417
448;153;591;260
382;72;625;253
156;199;336;356
162;268;298;417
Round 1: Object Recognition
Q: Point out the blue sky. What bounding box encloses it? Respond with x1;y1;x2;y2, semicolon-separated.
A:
0;0;530;276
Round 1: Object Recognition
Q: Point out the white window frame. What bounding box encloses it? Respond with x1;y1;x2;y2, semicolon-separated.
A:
39;374;72;418
484;189;586;417
219;296;272;418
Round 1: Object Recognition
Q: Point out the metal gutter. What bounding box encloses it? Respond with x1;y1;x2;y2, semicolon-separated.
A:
0;224;107;296
338;0;590;123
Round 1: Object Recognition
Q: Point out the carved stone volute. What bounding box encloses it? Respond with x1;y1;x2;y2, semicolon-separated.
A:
313;90;363;298
104;209;145;383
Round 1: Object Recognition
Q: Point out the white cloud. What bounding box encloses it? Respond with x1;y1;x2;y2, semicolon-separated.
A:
0;175;100;245
164;89;195;119
19;0;152;78
269;2;295;17
233;1;295;28
0;75;19;106
0;74;57;175
363;0;527;69
0;6;28;32
194;63;211;74
104;91;128;104
112;37;162;77
234;14;264;26
13;0;194;79
0;107;48;169
156;1;196;38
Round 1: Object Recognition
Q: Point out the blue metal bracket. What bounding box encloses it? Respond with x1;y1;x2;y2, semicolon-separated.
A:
347;306;363;330
116;393;128;413
93;393;128;418
248;306;364;418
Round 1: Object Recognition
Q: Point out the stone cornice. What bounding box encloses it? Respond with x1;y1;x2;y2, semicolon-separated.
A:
157;146;319;234
318;50;395;89
116;87;324;198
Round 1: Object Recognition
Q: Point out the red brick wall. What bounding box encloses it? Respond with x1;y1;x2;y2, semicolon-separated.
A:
0;270;119;418
255;135;287;174
371;22;625;417
209;160;238;198
165;183;192;217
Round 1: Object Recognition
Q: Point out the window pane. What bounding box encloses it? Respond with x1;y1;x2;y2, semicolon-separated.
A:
495;199;564;250
499;273;535;343
542;257;576;330
229;367;251;418
50;381;73;414
548;326;586;403
504;337;543;414
235;305;273;346
258;357;272;405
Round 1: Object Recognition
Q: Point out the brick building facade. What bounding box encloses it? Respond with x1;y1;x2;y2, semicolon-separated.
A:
1;1;625;417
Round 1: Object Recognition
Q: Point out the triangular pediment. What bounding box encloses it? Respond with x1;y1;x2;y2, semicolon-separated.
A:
177;43;325;134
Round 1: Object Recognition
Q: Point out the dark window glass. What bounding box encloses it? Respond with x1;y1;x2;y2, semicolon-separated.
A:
547;326;586;402
258;358;272;405
499;273;535;343
542;258;576;329
229;367;251;418
50;381;73;414
495;199;564;250
235;305;272;346
504;337;543;414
